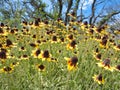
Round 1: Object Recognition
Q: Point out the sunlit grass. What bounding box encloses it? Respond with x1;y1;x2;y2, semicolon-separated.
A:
0;17;120;90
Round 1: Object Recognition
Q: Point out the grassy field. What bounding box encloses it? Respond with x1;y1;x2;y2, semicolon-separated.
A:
0;18;120;90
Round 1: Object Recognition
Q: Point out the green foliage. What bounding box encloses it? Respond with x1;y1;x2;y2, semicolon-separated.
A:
0;19;120;89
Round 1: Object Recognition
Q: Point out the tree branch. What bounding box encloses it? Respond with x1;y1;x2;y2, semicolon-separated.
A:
98;11;120;27
58;0;63;18
65;0;73;24
89;0;96;25
74;0;80;17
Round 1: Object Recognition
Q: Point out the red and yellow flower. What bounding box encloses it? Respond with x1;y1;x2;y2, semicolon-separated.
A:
97;58;114;72
64;56;78;71
92;74;104;84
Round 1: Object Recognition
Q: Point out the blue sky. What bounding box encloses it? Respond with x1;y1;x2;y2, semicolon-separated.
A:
2;0;120;21
11;0;119;17
42;0;97;20
43;0;102;16
42;0;120;23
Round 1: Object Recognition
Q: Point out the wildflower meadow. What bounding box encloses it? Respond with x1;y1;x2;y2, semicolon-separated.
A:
0;15;120;90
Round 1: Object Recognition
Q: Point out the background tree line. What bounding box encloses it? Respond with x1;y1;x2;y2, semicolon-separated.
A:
0;0;120;29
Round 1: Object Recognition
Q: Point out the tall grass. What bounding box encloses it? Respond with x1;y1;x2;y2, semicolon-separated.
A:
0;19;120;90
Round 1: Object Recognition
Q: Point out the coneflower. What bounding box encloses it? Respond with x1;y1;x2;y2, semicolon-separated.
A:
65;56;78;71
92;74;104;84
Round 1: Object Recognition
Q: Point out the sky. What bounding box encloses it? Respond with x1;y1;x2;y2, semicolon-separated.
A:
43;0;94;11
42;0;94;19
42;0;120;24
43;0;120;13
1;0;120;22
42;0;97;20
11;0;120;17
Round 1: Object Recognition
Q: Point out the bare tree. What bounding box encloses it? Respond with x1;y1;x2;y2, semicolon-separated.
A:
65;0;73;24
0;0;120;28
73;0;81;17
89;0;96;25
58;0;63;18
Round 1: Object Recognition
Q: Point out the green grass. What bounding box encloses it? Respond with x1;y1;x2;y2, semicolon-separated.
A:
0;21;120;90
